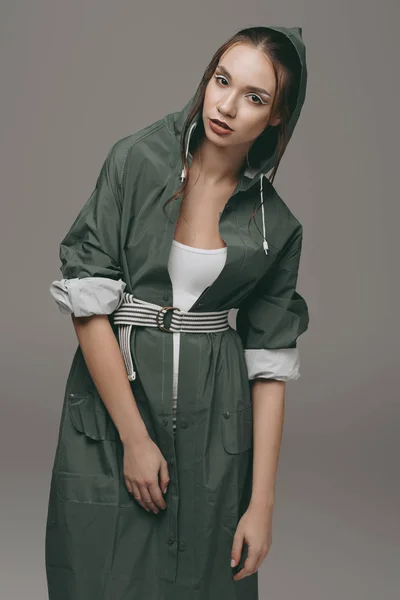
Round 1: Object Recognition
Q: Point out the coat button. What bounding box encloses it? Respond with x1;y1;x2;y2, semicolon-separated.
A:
223;411;230;419
167;536;175;545
178;541;186;552
163;292;170;301
161;418;168;426
180;418;188;429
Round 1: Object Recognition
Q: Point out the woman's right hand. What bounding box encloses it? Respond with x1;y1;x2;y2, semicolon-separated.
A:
122;434;170;514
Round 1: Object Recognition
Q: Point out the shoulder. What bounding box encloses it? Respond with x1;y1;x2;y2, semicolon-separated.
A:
261;176;304;248
106;111;179;186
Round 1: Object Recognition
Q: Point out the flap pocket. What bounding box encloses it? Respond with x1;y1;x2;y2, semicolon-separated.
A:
221;403;253;454
68;392;118;442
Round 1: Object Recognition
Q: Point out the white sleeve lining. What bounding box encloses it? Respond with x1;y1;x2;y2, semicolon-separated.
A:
50;277;126;317
243;348;301;381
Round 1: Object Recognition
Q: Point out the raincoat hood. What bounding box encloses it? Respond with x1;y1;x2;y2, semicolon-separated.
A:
172;26;307;193
166;26;307;257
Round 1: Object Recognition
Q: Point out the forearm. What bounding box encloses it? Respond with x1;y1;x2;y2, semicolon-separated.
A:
71;314;149;445
249;379;285;510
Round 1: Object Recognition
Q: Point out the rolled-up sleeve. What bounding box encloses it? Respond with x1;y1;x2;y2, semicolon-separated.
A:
50;277;126;317
236;225;310;382
50;139;128;317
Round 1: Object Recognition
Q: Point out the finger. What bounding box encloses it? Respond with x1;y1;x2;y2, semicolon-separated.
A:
253;548;267;573
159;460;170;495
233;562;255;581
242;547;258;575
140;485;159;513
131;483;150;512
129;482;148;512
149;481;167;510
233;566;249;581
124;477;133;495
234;546;257;581
230;531;244;569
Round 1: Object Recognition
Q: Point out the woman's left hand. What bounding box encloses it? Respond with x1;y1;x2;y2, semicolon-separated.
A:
231;502;273;581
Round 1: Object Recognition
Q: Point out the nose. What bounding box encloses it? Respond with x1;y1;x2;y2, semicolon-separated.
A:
217;92;236;118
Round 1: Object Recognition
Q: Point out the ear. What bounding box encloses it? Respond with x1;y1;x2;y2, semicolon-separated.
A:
269;116;281;127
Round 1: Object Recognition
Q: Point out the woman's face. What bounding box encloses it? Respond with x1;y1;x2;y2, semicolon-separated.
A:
202;42;281;152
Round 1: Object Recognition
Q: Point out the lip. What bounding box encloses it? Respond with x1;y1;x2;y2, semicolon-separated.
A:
208;118;234;135
211;118;233;130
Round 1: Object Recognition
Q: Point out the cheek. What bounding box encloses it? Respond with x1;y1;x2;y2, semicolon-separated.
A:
204;81;223;108
240;109;271;141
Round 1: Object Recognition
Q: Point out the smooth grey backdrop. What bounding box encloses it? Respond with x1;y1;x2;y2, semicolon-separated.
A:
1;1;398;598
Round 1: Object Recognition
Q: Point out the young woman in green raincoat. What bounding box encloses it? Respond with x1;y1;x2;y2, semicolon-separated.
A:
45;25;309;600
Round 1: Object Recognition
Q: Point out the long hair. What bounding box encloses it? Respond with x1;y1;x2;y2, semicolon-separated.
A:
163;26;302;237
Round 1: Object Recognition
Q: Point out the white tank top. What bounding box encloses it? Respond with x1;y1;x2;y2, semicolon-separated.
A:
167;238;228;429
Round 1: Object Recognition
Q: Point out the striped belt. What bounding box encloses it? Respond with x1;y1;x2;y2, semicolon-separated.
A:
113;292;231;381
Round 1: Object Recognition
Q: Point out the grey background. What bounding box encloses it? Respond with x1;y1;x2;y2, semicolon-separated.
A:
1;1;399;598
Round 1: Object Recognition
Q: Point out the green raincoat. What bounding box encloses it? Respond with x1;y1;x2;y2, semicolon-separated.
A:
45;25;309;600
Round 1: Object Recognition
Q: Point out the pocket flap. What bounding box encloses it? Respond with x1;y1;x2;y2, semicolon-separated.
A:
221;403;253;454
68;392;118;441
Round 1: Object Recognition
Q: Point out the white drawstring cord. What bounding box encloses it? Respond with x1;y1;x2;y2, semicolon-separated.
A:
180;121;198;182
260;174;269;255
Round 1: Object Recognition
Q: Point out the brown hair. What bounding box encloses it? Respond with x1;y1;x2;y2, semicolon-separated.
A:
163;26;302;239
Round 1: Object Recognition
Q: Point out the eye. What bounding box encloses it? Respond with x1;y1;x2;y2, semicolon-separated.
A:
215;75;228;86
247;94;267;106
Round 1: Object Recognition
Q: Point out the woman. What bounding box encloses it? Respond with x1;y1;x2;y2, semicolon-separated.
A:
46;25;309;600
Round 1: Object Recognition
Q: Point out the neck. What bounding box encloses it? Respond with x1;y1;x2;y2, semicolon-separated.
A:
190;135;250;186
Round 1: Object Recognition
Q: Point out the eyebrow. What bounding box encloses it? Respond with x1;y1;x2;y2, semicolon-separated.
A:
216;64;272;98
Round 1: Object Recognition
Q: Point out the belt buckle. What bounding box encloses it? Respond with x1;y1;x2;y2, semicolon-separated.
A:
156;305;177;332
